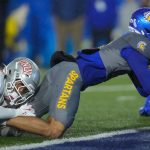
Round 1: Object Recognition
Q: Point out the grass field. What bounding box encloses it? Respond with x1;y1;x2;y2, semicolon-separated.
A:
1;73;150;148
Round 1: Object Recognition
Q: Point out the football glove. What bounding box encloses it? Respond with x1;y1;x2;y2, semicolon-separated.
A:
16;103;35;117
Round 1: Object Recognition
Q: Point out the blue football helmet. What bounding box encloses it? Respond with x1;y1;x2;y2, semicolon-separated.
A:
129;7;150;40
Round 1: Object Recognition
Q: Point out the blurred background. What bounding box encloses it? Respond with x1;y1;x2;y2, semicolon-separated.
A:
0;0;150;68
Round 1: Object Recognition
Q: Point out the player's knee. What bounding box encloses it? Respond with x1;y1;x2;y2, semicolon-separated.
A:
45;118;65;139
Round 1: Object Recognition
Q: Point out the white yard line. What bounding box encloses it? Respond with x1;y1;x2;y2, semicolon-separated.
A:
84;84;135;92
1;127;150;150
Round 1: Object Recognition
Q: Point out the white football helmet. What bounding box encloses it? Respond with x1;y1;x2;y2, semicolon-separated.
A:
3;57;40;107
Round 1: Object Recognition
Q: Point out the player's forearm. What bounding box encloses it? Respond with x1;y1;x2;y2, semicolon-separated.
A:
6;116;51;137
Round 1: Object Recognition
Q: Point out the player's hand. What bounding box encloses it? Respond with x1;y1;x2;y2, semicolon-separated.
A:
16;103;35;117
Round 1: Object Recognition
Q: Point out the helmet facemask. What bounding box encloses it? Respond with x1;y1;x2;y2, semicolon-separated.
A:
4;72;34;107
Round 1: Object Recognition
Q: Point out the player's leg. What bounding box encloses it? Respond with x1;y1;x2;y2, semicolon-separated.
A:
43;61;83;138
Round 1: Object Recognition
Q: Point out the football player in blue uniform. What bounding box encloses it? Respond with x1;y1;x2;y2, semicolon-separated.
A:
6;8;150;138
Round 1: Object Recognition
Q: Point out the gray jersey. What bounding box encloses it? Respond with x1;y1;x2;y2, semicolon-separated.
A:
99;32;150;78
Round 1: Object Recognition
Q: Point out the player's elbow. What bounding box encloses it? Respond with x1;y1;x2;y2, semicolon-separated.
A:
44;127;64;139
44;119;65;139
49;128;64;139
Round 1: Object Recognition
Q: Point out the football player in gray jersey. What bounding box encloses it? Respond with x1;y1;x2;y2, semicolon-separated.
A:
0;57;40;136
6;8;150;138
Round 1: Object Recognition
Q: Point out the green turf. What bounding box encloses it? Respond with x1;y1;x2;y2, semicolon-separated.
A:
1;75;150;147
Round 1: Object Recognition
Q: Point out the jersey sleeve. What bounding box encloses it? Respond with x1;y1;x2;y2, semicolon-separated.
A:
121;46;150;97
